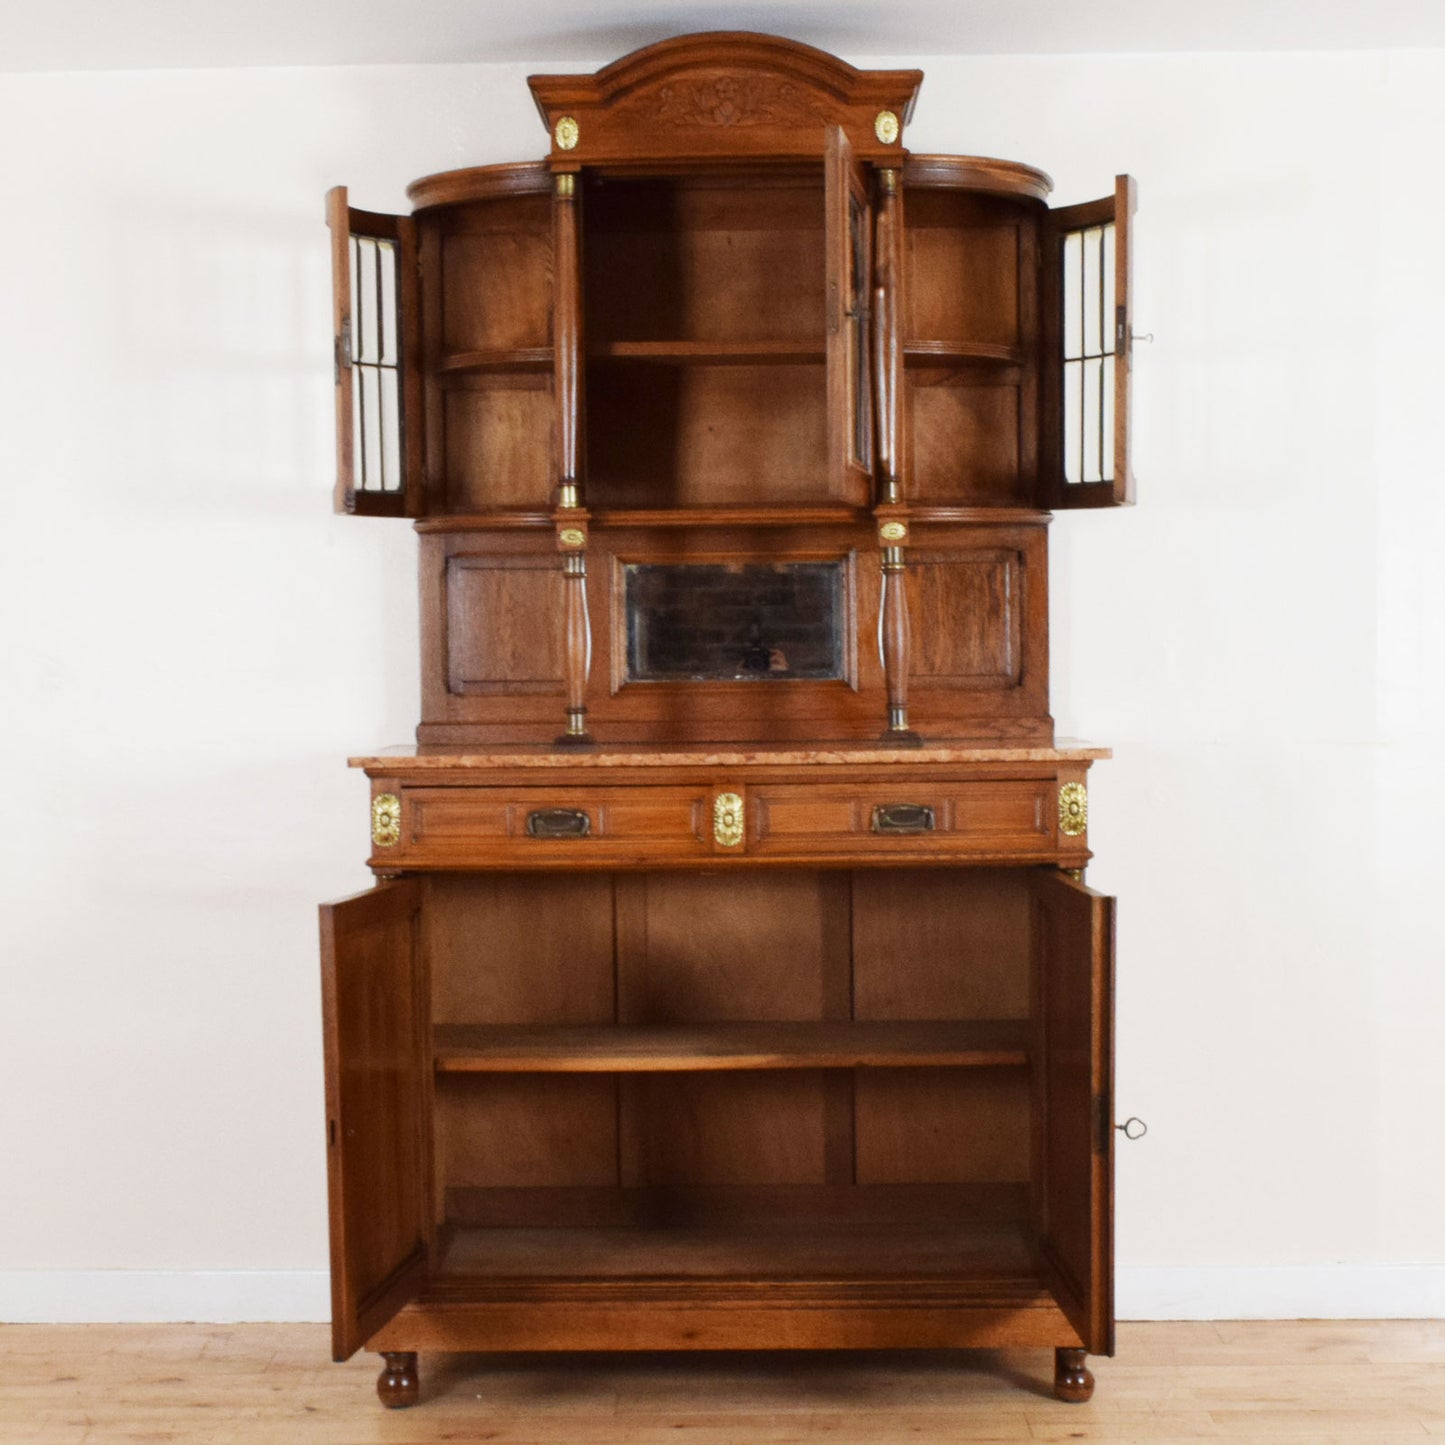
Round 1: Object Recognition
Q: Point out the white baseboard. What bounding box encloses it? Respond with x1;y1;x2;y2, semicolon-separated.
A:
0;1270;331;1323
3;1266;1442;1325
1117;1264;1445;1320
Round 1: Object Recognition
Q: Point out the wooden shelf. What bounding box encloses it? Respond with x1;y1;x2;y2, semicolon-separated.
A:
433;1020;1028;1073
590;339;825;365
432;1219;1037;1288
434;347;553;376
904;340;1023;368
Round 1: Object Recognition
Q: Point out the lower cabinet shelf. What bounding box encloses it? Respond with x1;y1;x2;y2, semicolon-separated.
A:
433;1020;1030;1072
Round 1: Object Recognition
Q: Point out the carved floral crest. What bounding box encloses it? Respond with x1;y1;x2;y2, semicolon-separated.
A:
640;73;832;128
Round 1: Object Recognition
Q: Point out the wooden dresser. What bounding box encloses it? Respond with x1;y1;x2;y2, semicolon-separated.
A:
319;32;1135;1409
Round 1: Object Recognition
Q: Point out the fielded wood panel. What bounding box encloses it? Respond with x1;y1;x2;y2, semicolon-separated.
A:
444;553;562;696
852;869;1032;1021
854;1069;1031;1184
583;176;825;344
427;873;616;1027
908;550;1022;687
436;1074;619;1190
318;881;431;1360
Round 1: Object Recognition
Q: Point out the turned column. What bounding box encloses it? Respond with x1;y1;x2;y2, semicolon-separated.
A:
552;169;593;744
872;167;918;744
1053;1347;1094;1403
376;1351;419;1408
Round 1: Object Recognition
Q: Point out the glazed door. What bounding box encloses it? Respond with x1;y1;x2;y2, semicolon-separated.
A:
825;127;874;505
1033;869;1115;1355
1041;176;1136;508
326;186;421;517
319;879;432;1361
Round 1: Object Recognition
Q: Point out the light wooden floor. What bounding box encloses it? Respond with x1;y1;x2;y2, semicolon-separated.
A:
4;1321;1444;1443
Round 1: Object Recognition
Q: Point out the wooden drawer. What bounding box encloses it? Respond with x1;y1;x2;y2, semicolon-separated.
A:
748;781;1057;860
379;786;714;865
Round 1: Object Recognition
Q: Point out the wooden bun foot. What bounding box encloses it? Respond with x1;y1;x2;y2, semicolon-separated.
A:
1053;1347;1094;1403
377;1351;418;1409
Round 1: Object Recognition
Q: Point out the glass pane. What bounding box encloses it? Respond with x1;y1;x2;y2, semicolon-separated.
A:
1063;359;1082;485
359;365;382;490
1102;353;1115;483
355;238;380;364
1083;357;1102;483
380;367;401;490
1083;226;1102;358
625;562;845;682
1102;222;1117;358
378;240;397;367
1063;231;1082;360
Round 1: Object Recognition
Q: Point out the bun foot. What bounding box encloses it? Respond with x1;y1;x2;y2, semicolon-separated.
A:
1053;1346;1094;1403
377;1351;418;1409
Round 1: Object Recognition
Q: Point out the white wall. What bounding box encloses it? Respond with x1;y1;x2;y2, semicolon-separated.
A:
2;48;1442;1322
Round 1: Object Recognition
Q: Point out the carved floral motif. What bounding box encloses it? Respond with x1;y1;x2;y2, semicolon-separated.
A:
641;74;832;128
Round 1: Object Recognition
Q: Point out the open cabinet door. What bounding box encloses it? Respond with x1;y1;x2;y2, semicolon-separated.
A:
825;128;874;505
319;879;431;1361
1041;176;1136;508
326;187;421;517
1033;870;1115;1355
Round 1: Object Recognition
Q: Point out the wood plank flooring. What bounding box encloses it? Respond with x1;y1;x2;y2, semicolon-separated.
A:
3;1320;1444;1443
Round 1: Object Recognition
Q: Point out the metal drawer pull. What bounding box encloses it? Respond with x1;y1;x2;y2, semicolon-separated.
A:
871;803;935;834
1116;1117;1148;1141
526;808;591;838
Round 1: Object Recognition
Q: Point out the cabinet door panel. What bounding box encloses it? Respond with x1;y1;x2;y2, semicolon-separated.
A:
1041;176;1136;508
326;186;421;517
1033;870;1115;1354
319;880;431;1360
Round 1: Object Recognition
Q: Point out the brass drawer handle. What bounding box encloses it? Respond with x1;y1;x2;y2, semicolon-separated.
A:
526;808;591;839
872;803;935;834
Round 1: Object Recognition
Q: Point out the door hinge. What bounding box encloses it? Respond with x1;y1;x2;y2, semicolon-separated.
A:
1115;304;1128;352
328;1118;339;1148
334;318;353;383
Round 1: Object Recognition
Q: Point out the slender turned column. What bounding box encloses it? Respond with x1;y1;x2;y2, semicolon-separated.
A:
552;169;593;744
873;168;903;507
871;168;918;744
1053;1347;1094;1403
376;1351;418;1409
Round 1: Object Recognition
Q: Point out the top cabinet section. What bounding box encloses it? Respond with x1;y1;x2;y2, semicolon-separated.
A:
326;35;1136;520
527;32;922;166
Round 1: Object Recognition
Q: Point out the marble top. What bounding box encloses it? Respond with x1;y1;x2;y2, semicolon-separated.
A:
349;740;1111;770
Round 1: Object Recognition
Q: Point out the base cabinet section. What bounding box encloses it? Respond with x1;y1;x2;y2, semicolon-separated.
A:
319;865;1115;1403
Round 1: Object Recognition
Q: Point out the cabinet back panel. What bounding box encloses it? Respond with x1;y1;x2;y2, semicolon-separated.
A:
855;1069;1031;1184
852;869;1031;1020
908;373;1024;504
617;871;847;1023
429;874;615;1025
442;376;554;510
584;179;825;343
433;198;553;353
906;194;1031;348
621;1073;829;1186
586;363;831;507
436;1074;619;1188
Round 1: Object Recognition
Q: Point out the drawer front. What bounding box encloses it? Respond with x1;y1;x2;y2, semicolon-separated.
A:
383;786;713;864
748;781;1056;859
